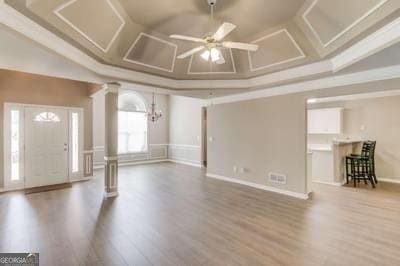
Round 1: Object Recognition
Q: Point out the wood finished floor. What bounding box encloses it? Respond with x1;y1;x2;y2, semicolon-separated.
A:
1;162;400;266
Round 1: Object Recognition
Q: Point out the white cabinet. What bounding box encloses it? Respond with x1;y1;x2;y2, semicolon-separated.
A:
308;108;343;134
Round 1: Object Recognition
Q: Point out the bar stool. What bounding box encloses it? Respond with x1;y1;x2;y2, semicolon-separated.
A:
345;141;376;188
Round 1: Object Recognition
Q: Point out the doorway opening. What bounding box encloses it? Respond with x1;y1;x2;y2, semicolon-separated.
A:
306;90;400;192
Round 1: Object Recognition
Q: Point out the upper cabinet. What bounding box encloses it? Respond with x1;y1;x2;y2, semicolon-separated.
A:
308;108;343;134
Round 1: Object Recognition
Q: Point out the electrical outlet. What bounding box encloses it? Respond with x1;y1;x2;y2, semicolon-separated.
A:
239;167;246;174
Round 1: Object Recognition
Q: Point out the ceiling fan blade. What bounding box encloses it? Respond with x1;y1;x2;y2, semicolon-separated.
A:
212;22;236;41
216;54;225;65
222;41;259;51
170;34;205;43
177;46;204;59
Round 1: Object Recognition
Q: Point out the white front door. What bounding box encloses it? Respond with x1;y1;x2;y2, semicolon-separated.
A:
24;107;69;187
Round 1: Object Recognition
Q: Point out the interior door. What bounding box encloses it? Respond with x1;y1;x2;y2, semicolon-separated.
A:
25;107;69;188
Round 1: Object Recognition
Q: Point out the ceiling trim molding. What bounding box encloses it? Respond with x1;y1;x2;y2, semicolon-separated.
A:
123;32;177;73
308;89;400;104
248;28;306;72
303;0;388;48
54;0;125;53
1;0;399;91
187;48;236;75
210;64;400;105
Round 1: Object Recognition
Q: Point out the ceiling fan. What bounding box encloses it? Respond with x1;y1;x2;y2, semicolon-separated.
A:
169;1;258;64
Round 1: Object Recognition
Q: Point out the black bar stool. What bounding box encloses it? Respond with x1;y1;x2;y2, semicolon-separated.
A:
345;141;377;188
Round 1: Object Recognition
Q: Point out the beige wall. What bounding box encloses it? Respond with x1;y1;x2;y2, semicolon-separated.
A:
168;95;205;165
169;96;204;145
0;69;94;187
206;78;400;195
207;94;307;194
308;95;400;180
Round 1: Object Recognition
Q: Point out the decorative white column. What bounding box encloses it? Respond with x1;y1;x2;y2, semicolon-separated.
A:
103;83;119;198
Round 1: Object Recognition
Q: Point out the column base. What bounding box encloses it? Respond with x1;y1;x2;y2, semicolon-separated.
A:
104;191;119;198
104;157;118;198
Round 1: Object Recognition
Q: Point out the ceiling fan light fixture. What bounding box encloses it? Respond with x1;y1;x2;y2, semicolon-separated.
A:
201;50;210;61
201;48;221;62
210;48;221;62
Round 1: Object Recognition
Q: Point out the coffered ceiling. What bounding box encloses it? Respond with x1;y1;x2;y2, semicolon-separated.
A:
4;0;400;81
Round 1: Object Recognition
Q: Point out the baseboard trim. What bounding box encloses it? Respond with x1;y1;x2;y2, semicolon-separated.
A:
167;159;203;168
70;176;93;182
378;178;400;184
312;180;346;187
206;173;309;200
119;159;169;167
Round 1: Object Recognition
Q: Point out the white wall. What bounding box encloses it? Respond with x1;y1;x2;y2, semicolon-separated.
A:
92;89;169;167
168;95;206;166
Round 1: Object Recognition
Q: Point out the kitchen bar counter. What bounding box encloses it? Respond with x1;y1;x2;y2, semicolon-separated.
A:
333;140;362;184
308;140;362;185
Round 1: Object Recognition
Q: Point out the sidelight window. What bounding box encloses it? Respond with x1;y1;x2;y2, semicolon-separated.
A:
10;110;20;181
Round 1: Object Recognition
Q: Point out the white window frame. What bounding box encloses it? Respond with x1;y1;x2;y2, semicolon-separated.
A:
117;91;149;155
118;110;149;155
3;103;84;189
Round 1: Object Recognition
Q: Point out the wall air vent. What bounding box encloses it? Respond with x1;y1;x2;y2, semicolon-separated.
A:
268;172;287;184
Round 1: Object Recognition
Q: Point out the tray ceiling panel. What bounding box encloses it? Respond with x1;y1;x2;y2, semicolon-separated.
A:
118;0;306;40
54;0;125;52
249;29;305;72
124;33;177;73
4;0;399;81
303;0;387;47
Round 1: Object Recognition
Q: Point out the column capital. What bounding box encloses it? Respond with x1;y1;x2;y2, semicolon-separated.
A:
102;83;120;94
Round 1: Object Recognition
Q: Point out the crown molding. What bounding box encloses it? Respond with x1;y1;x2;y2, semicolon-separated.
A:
308;88;400;104
210;64;400;105
0;0;399;92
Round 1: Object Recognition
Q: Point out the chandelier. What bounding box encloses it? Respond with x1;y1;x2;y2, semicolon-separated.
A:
147;92;162;122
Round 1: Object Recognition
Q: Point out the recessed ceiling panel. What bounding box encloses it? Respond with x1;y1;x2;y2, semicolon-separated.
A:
54;0;125;52
248;29;305;72
303;0;387;47
124;33;177;73
188;49;236;74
